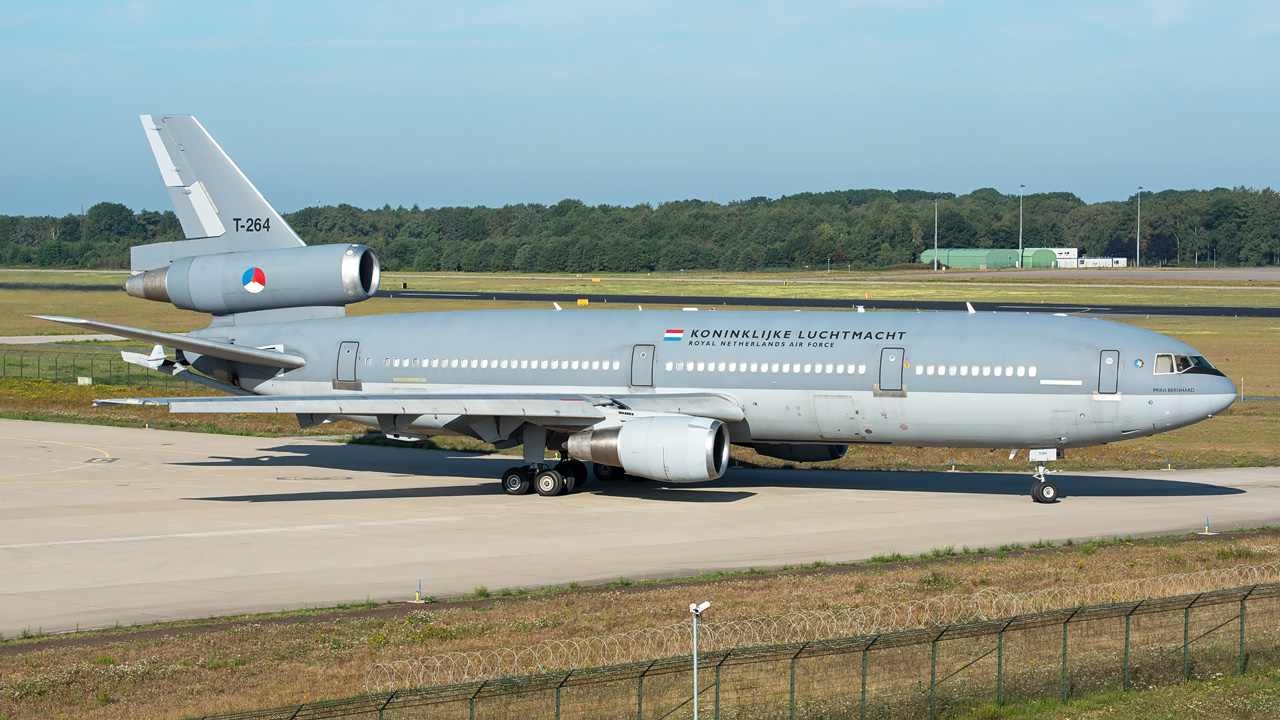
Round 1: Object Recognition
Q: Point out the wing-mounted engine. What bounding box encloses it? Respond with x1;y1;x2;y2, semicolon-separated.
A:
566;414;730;483
125;244;380;315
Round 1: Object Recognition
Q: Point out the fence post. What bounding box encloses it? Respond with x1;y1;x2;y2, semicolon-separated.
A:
637;659;656;720
789;643;807;720
1183;603;1191;681
1061;609;1079;704
1241;587;1253;674
996;629;1004;705
555;669;573;720
860;640;871;720
1123;611;1132;691
377;690;397;720
930;634;938;720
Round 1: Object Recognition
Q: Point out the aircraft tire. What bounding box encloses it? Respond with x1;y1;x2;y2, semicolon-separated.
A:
593;463;623;481
535;468;567;497
501;467;532;495
1031;480;1059;504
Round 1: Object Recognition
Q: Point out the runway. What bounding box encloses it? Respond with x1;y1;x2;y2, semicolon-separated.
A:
3;418;1280;637
384;290;1280;317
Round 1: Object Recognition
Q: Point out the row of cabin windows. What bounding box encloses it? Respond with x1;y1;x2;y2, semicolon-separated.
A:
665;360;869;375
370;356;623;372
914;363;1037;378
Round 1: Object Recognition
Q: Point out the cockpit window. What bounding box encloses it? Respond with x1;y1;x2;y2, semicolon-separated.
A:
1154;353;1218;375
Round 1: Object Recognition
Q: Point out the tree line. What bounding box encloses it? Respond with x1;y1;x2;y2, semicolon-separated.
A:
2;186;1277;272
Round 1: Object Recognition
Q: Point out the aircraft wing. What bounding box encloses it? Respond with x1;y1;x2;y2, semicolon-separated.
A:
95;392;746;423
32;315;306;369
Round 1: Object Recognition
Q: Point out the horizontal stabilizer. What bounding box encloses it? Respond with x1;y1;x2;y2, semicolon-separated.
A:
32;316;306;369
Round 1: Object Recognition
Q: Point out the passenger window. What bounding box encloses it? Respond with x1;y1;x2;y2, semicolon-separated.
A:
383;358;390;367
1016;366;1025;377
949;365;957;376
825;363;833;374
771;363;780;373
926;365;935;376
970;365;978;376
365;358;372;367
782;363;791;373
984;366;992;376
666;361;674;371
612;361;621;370
858;364;866;374
1029;366;1037;377
592;361;600;370
916;365;924;376
836;364;844;374
718;362;726;372
1005;366;1013;377
804;363;812;374
960;365;968;376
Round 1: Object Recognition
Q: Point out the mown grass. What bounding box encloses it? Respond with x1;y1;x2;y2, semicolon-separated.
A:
956;667;1280;719
2;533;1279;719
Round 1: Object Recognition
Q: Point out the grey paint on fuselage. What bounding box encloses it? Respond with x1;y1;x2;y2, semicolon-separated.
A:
190;309;1237;452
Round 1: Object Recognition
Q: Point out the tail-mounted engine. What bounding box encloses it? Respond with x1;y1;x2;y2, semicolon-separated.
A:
125;244;380;315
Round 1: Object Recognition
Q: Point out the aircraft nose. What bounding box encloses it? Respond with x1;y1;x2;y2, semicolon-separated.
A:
1205;375;1238;415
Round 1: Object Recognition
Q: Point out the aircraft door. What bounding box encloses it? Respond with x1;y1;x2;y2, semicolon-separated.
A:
1098;349;1119;394
631;344;655;387
879;347;904;392
335;341;361;390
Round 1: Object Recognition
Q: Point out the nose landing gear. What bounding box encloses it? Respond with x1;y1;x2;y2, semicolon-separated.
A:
1027;448;1061;504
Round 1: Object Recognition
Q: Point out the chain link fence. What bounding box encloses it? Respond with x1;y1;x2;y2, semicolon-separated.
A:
189;581;1280;720
0;349;180;387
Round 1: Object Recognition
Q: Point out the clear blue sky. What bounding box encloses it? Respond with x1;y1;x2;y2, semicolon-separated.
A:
1;1;1276;216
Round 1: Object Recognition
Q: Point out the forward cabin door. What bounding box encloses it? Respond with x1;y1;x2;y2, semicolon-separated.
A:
631;344;655;387
1098;350;1120;394
879;347;905;392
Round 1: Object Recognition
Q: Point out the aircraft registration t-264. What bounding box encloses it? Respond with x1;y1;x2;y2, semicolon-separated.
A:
38;115;1238;504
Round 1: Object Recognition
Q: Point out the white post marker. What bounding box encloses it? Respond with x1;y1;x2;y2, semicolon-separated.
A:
690;601;711;719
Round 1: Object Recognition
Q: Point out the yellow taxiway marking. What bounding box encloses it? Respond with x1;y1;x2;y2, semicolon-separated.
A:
0;436;111;481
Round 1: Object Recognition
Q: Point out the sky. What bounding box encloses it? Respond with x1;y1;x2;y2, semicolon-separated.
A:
0;1;1277;216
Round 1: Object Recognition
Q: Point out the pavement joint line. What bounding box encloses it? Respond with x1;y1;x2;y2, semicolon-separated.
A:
0;517;459;550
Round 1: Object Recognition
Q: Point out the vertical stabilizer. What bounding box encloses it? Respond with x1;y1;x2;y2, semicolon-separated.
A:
132;115;305;271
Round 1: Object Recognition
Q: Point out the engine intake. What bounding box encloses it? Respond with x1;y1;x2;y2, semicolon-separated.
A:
567;415;730;483
125;244;379;315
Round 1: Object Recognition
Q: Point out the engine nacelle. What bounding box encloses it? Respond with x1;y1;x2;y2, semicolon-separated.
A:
567;415;730;483
751;443;848;463
125;244;380;314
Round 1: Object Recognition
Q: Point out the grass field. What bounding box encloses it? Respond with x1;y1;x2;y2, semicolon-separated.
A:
2;532;1279;719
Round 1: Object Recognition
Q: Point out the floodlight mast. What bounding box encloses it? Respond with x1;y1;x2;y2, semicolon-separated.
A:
690;601;711;719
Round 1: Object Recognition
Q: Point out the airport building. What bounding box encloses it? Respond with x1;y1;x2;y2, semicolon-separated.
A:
919;248;1062;269
918;247;1128;269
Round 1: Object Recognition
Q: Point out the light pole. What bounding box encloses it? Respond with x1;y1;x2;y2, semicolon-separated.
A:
1018;184;1024;268
690;601;711;719
1136;186;1143;268
933;201;939;271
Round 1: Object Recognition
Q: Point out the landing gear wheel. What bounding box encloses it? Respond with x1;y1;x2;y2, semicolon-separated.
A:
501;467;532;495
1031;480;1059;504
556;460;588;490
535;468;567;497
593;463;623;482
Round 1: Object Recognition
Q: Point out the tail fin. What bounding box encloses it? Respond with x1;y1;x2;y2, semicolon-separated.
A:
133;114;304;271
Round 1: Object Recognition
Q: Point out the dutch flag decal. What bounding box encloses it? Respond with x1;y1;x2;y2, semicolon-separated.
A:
664;329;684;341
242;267;266;294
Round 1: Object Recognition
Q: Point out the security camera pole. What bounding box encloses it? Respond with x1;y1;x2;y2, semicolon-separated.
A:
690;601;711;719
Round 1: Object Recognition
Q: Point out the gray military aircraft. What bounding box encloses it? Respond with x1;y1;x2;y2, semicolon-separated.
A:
39;115;1238;503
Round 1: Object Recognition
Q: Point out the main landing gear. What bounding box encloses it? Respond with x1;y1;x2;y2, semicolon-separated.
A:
501;457;588;497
